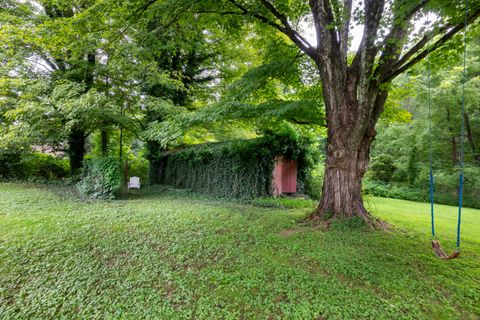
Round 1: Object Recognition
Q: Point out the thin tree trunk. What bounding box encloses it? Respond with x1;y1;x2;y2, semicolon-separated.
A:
451;137;458;165
445;105;459;165
101;130;108;156
124;159;129;184
464;112;480;165
67;52;96;174
119;128;123;159
68;127;86;175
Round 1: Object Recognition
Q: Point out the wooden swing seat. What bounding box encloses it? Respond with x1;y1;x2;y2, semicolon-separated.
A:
432;240;460;260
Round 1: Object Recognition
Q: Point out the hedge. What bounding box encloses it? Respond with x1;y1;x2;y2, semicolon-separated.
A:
77;157;122;199
149;130;316;199
0;150;69;180
363;180;480;209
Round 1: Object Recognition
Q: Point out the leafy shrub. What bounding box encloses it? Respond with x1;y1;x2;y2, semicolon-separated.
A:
363;179;480;209
20;152;69;179
304;162;324;200
368;154;397;183
406;146;420;186
392;166;408;183
0;149;23;178
0;150;69;180
363;180;427;202
77;157;122;199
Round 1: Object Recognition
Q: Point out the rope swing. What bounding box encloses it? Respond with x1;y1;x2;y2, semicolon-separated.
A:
427;0;469;260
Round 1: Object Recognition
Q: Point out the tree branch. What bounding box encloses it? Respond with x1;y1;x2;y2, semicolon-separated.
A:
348;0;386;150
350;0;385;73
309;0;339;58
227;0;283;30
38;53;58;71
224;0;315;57
258;0;314;54
383;7;480;82
339;0;353;62
375;0;430;80
195;10;242;15
389;23;452;74
133;0;160;16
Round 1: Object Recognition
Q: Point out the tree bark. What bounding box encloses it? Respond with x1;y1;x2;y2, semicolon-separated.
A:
308;51;387;222
119;128;123;159
314;97;379;221
68;127;86;175
67;52;96;174
318;138;373;219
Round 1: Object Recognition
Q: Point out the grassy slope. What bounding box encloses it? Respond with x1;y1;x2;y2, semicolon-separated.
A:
0;183;478;319
366;196;480;252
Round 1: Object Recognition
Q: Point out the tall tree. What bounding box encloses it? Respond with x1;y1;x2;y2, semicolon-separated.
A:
182;0;480;223
1;1;140;174
1;0;99;174
42;1;94;174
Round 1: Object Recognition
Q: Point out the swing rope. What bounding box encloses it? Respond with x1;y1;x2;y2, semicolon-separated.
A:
457;0;469;251
428;0;468;260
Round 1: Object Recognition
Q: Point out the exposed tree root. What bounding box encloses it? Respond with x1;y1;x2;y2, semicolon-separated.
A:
303;209;389;231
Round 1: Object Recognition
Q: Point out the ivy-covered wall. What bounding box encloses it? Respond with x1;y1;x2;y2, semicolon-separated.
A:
150;130;316;199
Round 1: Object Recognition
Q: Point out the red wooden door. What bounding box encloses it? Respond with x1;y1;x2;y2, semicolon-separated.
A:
272;157;297;195
281;159;297;193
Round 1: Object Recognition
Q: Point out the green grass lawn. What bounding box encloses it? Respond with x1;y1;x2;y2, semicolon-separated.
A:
0;183;479;319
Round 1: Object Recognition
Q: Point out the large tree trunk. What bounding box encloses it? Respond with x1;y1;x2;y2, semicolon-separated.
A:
309;50;387;222
68;127;86;175
318;130;375;219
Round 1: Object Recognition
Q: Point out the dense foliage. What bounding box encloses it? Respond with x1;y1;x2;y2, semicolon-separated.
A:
77;157;122;199
364;180;480;209
367;36;480;208
151;129;317;198
0;150;69;181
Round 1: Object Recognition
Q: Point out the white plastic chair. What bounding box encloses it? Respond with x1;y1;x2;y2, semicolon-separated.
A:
127;176;141;189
